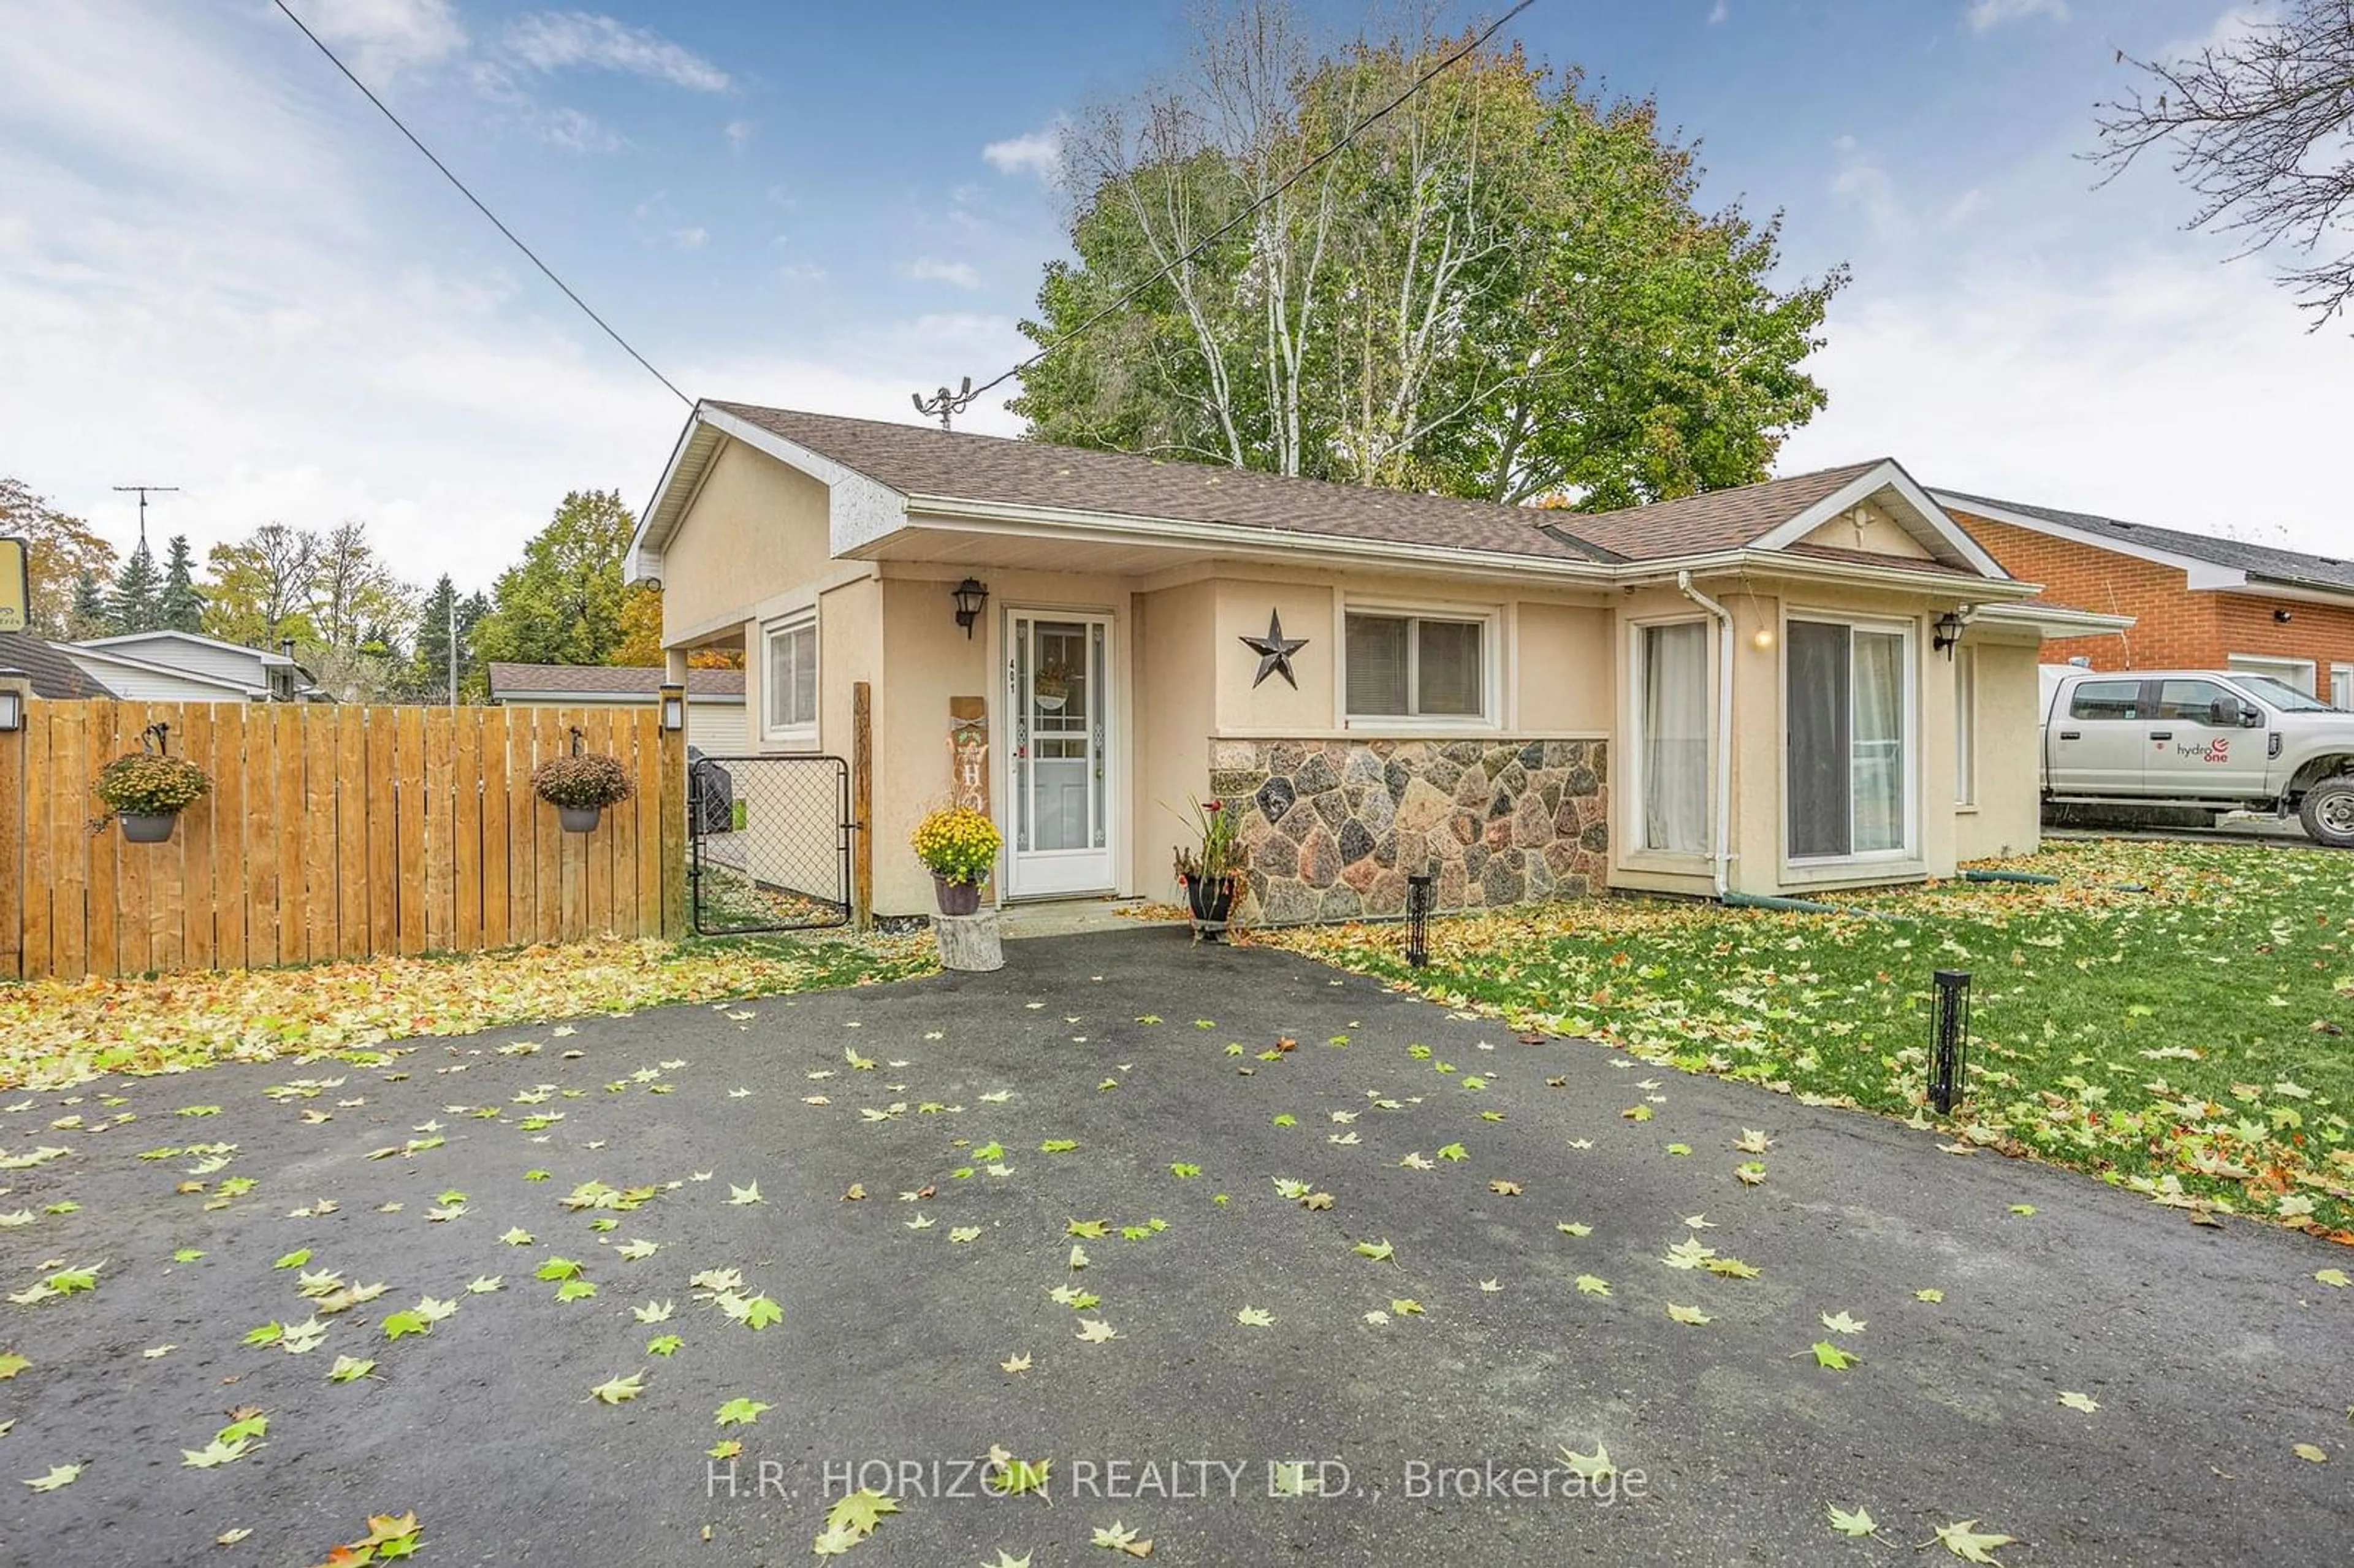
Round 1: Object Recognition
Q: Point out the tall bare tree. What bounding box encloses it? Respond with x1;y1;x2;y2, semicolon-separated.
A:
1018;0;1841;508
2093;1;2354;329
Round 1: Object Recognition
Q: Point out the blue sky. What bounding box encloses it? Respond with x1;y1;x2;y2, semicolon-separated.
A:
4;0;2347;591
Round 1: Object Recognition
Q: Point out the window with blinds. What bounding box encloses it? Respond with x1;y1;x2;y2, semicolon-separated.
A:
763;612;817;744
1344;613;1486;721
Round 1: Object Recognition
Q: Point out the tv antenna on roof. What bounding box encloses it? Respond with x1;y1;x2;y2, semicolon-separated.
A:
913;377;975;431
112;485;180;546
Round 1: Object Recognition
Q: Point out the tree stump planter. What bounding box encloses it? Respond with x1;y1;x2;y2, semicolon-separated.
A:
934;910;1004;972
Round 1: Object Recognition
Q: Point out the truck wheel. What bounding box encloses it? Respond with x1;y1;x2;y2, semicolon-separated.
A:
2299;778;2354;849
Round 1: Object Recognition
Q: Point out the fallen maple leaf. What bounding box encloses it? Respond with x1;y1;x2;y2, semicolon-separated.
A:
1091;1520;1154;1557
1826;1503;1875;1537
1931;1520;2016;1564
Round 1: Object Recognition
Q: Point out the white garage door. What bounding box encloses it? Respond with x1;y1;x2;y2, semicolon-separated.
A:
688;700;748;755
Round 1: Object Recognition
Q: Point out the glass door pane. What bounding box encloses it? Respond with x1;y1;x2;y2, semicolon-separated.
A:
1851;630;1905;853
1028;619;1094;853
1786;620;1851;858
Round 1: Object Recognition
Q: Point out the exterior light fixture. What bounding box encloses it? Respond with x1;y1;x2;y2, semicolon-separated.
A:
1929;969;1971;1114
2273;607;2293;624
1404;872;1436;968
951;578;989;639
1932;610;1965;658
0;685;22;733
1751;627;1775;651
659;682;687;733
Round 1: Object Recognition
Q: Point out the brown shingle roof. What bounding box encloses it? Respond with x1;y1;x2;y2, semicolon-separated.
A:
710;403;1610;566
1550;461;1889;562
487;663;744;699
0;631;111;699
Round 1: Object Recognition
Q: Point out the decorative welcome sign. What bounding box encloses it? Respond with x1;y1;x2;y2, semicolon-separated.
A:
948;696;989;814
0;537;26;633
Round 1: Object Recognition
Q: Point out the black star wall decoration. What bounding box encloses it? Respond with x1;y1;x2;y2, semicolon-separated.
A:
1240;609;1309;689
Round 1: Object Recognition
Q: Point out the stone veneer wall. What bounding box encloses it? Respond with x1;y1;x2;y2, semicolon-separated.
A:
1207;738;1609;925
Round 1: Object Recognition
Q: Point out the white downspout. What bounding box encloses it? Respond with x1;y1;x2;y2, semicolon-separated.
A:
1677;571;1735;900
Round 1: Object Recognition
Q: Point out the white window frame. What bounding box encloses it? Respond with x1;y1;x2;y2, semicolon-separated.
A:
1335;598;1501;729
1626;614;1714;858
1783;609;1919;869
760;609;818;750
1954;644;1978;808
2333;663;2353;711
2226;652;2317;697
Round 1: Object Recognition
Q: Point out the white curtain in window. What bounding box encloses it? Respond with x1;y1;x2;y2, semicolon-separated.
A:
1642;622;1709;853
1851;629;1904;852
768;622;814;732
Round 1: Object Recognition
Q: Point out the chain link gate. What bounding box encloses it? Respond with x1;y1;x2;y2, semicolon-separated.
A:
688;753;855;934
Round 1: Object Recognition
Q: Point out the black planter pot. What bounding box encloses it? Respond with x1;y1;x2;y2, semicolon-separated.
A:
119;812;178;844
1182;873;1238;942
934;875;983;916
558;805;603;834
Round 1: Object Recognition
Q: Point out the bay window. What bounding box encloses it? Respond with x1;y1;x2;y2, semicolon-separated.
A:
1787;617;1913;861
1636;621;1710;853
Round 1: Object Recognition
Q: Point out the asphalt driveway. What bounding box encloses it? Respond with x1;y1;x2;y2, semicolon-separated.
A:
0;929;2346;1566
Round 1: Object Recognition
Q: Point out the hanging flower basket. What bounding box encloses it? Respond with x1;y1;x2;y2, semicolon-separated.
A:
533;754;634;834
92;753;210;844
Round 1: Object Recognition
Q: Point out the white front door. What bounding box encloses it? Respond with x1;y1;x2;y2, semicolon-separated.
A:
1006;611;1114;897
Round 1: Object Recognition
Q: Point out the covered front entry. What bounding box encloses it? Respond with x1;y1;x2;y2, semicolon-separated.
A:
1004;609;1114;898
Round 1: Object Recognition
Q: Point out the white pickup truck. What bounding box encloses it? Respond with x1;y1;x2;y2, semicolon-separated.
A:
2039;666;2354;848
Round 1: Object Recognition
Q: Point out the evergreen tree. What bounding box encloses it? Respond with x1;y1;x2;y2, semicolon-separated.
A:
67;571;110;640
409;574;489;701
158;535;204;633
105;536;164;634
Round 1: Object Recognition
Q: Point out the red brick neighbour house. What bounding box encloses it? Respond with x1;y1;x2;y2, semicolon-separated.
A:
1930;491;2354;706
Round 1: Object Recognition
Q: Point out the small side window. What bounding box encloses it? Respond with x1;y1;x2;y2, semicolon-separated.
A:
2153;680;2231;722
2068;680;2141;721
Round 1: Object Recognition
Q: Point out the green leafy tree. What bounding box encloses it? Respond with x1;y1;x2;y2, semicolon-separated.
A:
0;478;118;635
473;490;638;667
202;523;321;648
105;536;165;634
1014;4;1845;508
158;535;204;633
308;521;416;652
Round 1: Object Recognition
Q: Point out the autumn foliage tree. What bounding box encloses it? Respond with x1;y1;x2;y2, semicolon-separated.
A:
0;477;117;635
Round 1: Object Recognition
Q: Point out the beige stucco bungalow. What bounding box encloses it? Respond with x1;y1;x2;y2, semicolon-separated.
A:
630;402;2125;923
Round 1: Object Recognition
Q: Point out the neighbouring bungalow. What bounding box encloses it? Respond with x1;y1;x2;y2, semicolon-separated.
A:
628;402;2126;924
63;630;316;703
1930;489;2354;706
486;661;750;754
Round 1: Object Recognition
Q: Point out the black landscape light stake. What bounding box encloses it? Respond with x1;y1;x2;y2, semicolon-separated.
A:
1405;873;1434;969
1929;969;1972;1115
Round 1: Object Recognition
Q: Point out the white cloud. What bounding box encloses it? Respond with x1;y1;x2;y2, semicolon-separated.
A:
505;12;729;92
904;257;983;290
1780;246;2354;558
303;0;467;78
1966;0;2069;33
669;226;709;250
982;121;1065;181
775;262;827;284
725;117;756;152
1829;135;1905;241
1708;1;1729;23
537;105;622;153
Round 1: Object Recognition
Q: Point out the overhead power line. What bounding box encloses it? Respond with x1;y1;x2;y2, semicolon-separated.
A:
270;0;691;408
918;0;1539;428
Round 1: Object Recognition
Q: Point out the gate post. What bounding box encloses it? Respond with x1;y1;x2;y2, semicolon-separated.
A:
851;682;874;931
0;677;26;980
658;683;687;938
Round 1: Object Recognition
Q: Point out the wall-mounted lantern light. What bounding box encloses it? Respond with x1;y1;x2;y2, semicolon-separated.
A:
1932;609;1965;659
0;685;23;733
951;578;989;640
2274;607;2294;624
659;682;687;733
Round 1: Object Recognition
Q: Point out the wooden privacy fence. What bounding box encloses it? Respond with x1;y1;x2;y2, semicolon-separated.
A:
0;699;687;983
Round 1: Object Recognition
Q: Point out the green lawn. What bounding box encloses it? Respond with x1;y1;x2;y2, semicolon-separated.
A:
1263;839;2354;1240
